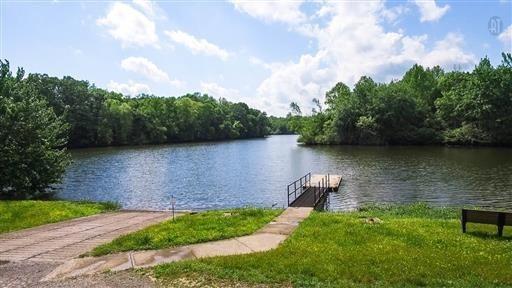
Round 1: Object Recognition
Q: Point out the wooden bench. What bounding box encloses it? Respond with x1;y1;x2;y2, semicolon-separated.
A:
462;209;512;237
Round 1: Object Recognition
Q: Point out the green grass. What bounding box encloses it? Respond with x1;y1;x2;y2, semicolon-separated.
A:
0;200;119;234
152;203;512;288
90;208;283;256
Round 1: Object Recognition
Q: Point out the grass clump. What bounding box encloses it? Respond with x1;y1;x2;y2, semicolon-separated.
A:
152;203;512;287
0;200;119;234
91;208;282;256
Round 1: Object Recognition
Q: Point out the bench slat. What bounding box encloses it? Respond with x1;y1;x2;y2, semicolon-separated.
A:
506;214;512;226
462;209;512;237
465;210;500;225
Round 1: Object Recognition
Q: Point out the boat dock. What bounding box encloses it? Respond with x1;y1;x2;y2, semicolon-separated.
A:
287;172;342;209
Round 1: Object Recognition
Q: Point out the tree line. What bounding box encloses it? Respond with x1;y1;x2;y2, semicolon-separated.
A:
0;60;269;199
297;53;512;146
25;75;270;148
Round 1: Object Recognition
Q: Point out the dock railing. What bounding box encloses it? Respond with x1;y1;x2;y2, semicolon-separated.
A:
312;175;329;205
287;172;311;206
287;173;332;207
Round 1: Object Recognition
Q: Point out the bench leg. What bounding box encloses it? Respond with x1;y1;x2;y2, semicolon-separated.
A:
498;225;504;237
461;210;467;233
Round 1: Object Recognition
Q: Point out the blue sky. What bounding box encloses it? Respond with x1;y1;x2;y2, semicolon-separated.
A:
2;0;511;116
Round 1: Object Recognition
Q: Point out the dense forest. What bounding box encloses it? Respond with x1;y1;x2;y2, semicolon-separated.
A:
0;60;269;199
268;116;302;135
297;54;512;146
19;68;270;148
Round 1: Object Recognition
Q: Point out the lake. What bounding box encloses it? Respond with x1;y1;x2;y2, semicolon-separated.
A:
58;135;512;211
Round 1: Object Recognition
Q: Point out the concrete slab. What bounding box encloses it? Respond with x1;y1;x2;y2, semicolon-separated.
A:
42;253;132;281
190;239;253;258
236;233;287;252
0;211;174;262
274;208;312;223
257;222;297;235
132;246;196;268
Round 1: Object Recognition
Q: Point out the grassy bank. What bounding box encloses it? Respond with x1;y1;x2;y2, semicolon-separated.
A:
153;204;512;287
91;208;282;256
0;200;118;234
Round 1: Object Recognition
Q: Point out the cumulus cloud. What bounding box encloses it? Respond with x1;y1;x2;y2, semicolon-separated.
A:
421;33;476;68
200;82;263;109
107;80;151;96
165;30;229;61
251;1;474;116
132;0;156;17
97;2;159;48
414;0;450;22
498;25;512;50
121;57;182;86
201;82;240;100
380;5;409;24
249;56;273;70
230;0;307;25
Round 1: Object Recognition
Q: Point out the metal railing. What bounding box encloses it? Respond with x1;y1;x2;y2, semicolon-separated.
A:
287;173;332;207
287;172;311;206
312;175;329;205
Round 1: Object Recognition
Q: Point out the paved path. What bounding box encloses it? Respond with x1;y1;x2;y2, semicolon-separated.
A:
43;207;313;281
0;211;172;263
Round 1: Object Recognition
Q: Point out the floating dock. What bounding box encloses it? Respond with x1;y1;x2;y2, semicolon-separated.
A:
306;174;342;190
287;173;342;209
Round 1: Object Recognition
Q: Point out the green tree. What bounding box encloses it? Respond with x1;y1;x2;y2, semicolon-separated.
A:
0;61;70;199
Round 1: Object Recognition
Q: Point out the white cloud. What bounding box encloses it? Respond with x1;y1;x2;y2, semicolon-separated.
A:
200;82;263;109
97;2;159;48
420;33;476;68
121;57;168;82
252;1;474;116
121;57;182;86
132;0;156;17
380;5;409;24
107;80;151;96
498;25;512;49
132;0;166;19
230;0;307;25
165;30;229;61
201;82;240;100
249;56;272;70
414;0;450;22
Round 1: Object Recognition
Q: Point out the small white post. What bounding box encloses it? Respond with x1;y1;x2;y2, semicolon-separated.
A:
170;195;176;221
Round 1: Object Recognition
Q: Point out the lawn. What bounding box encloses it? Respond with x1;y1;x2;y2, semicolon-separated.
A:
0;200;118;234
152;204;512;288
90;208;283;256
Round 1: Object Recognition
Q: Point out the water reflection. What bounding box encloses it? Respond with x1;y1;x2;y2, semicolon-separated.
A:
58;136;512;211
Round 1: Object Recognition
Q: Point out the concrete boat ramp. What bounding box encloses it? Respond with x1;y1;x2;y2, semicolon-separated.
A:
0;207;312;283
0;211;173;262
41;207;312;281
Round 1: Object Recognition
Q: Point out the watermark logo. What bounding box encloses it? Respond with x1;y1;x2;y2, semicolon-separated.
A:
488;16;503;36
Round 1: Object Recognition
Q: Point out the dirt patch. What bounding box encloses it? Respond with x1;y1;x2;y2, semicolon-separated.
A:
0;261;157;288
158;273;288;288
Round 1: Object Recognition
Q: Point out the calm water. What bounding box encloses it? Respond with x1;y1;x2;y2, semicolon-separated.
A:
58;135;512;211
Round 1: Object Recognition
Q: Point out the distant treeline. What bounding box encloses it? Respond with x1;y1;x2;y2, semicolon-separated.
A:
0;60;271;199
268;116;302;135
296;53;512;146
20;72;270;148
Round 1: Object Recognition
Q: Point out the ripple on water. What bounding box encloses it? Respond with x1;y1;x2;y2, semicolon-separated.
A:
58;136;512;211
